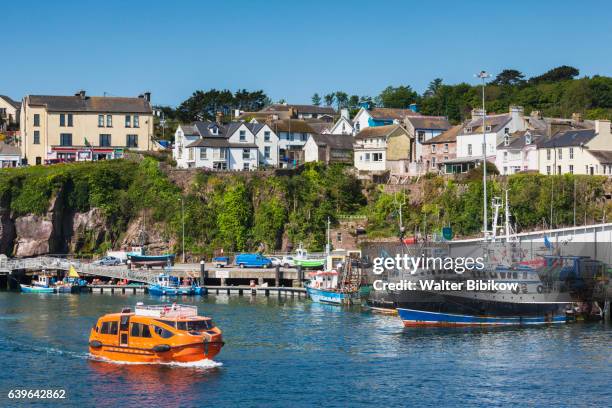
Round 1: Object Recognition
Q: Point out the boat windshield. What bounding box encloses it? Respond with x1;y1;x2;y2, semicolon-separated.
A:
177;319;214;331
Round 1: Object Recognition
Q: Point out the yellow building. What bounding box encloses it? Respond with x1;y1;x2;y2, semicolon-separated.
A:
19;90;154;165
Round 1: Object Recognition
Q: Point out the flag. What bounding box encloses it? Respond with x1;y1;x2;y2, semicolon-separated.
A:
544;235;553;250
84;138;91;147
68;265;80;278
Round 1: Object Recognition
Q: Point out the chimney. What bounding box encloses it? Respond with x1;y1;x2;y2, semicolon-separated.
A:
471;108;485;119
75;90;86;99
595;119;611;139
509;105;524;128
530;110;542;119
572;112;583;123
143;92;151;102
215;111;223;125
340;108;349;120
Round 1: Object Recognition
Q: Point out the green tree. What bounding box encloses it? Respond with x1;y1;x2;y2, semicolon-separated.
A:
491;69;525;86
529;65;579;84
311;93;321;106
323;93;335;107
378;85;418;109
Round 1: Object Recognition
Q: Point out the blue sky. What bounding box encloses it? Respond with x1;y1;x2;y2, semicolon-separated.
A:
4;0;611;107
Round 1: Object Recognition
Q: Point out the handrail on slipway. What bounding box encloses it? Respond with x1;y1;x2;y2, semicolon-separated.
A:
0;256;158;284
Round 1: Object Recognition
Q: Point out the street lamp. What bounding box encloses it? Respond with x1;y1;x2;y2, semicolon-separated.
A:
475;70;490;240
178;198;185;263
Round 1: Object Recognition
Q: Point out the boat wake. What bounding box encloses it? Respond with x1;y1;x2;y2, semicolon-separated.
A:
88;354;223;369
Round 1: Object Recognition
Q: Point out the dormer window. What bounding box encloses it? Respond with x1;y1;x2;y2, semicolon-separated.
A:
525;133;532;145
485;125;492;132
209;125;218;135
466;127;472;133
504;135;509;146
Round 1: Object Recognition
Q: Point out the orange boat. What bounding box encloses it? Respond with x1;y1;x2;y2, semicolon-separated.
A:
89;303;224;363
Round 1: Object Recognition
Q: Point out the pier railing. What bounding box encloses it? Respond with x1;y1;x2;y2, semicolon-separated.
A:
0;256;159;284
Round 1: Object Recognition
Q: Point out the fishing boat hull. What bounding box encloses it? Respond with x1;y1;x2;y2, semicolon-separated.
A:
397;307;567;327
193;286;208;296
147;284;194;296
20;284;54;294
128;254;175;267
295;259;325;268
305;284;359;305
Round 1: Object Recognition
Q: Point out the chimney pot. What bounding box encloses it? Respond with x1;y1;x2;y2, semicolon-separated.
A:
144;92;151;102
76;90;86;99
572;112;583;123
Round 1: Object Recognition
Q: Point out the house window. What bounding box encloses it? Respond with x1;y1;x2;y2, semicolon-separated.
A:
569;165;574;174
134;115;139;128
125;115;131;127
485;125;492;132
200;148;207;160
98;115;104;127
443;143;449;153
35;157;41;165
372;153;383;162
242;149;250;159
68;113;73;127
503;151;508;161
467;144;472;156
444;156;448;161
557;165;561;174
302;132;308;141
546;149;551;160
431;157;436;168
99;134;111;147
504;135;509;146
33;131;40;144
503;166;507;174
569;147;574;159
106;115;112;127
466;127;472;133
288;133;294;142
60;114;65;127
364;153;371;161
240;130;246;141
60;133;72;146
504;127;509;134
558;148;562;160
33;114;40;127
336;232;342;243
417;130;425;143
356;122;360;132
431;144;436;153
264;146;270;159
188;148;194;161
264;131;270;141
126;134;138;148
546;166;551;175
243;163;250;171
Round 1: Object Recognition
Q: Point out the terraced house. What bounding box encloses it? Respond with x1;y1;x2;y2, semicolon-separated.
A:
19;91;154;165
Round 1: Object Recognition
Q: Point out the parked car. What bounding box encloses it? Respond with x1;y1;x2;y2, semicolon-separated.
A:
268;257;282;267
235;253;273;268
281;256;296;268
213;256;230;268
93;256;122;266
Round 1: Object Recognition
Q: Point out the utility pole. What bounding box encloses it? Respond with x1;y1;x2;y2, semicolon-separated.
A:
476;71;490;240
178;198;185;263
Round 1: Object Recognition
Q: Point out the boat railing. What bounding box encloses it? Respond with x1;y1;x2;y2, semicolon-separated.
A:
135;304;198;318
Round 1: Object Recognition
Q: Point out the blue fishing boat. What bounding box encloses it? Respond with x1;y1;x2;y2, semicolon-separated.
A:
305;271;360;305
20;275;55;293
397;308;567;327
148;273;195;296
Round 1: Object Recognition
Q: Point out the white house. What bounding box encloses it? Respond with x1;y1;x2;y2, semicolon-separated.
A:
455;106;527;166
269;119;316;167
173;121;259;170
250;123;279;167
303;134;353;164
0;143;21;167
329;114;354;136
495;130;544;175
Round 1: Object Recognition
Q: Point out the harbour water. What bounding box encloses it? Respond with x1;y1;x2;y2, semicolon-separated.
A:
0;292;610;407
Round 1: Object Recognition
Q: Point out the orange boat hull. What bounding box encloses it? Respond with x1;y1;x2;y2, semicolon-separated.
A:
89;341;223;363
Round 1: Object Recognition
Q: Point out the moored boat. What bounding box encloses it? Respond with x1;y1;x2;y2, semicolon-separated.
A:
148;273;195;296
89;303;223;363
20;275;55;293
305;270;360;305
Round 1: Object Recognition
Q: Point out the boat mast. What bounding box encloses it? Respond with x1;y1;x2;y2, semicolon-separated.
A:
476;70;490;241
504;189;511;243
326;216;331;256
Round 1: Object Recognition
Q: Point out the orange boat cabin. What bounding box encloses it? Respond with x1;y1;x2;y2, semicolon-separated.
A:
89;303;223;363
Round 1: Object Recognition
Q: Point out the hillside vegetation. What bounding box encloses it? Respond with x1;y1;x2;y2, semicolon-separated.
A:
1;159;610;257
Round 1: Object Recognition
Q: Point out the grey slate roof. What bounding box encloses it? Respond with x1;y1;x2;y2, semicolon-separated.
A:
421;125;462;144
26;95;152;113
589;150;612;164
262;104;336;115
310;134;354;150
496;130;546;150
186;138;257;148
405;116;451;130
0;143;21;156
538;129;595;148
462;114;511;135
0;95;21;109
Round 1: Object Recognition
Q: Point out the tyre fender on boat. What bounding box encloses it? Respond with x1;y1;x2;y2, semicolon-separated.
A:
152;344;171;353
537;285;544;294
512;285;520;294
89;340;103;348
